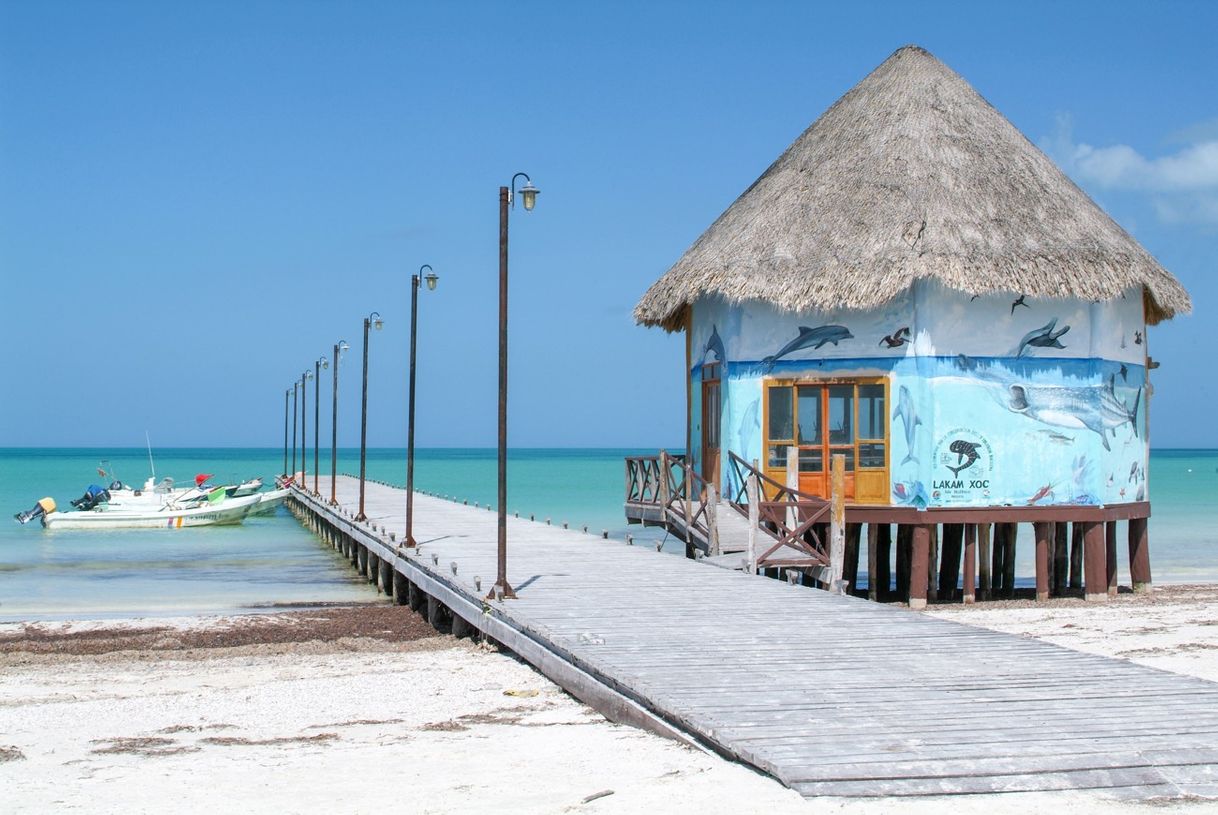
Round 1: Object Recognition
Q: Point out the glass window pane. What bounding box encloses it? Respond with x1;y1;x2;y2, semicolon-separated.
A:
768;445;788;469
858;384;885;440
859;442;885;469
828;448;855;471
768;387;794;440
828;385;854;445
704;383;720;447
797;386;821;445
798;447;824;473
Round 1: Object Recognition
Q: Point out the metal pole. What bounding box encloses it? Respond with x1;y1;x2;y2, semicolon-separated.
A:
283;389;289;476
331;343;340;505
314;360;321;494
406;274;420;547
291;383;298;480
356;317;371;521
491;185;516;598
301;372;308;487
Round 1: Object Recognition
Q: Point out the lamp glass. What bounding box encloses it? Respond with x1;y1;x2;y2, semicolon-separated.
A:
520;182;539;211
321;358;329;370
425;272;438;291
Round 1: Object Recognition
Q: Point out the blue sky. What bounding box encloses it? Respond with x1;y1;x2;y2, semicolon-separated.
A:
1;1;1215;448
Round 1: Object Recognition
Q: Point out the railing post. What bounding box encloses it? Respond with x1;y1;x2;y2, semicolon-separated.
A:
785;445;798;531
706;483;720;557
683;463;694;559
658;450;671;507
829;453;846;593
746;466;760;575
625;458;633;503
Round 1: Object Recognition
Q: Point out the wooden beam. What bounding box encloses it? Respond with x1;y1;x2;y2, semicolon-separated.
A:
829;454;846;592
1083;520;1108;602
909;525;930;610
1129;516;1152;593
1034;521;1052;602
1106;520;1118;598
962;524;976;604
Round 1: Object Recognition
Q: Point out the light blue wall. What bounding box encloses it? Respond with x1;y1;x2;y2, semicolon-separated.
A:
688;282;1149;508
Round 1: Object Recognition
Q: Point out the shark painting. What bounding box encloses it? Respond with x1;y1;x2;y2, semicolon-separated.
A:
760;325;853;371
1006;376;1140;451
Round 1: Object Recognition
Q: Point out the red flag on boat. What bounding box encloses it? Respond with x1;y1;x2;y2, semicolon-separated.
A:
195;473;213;487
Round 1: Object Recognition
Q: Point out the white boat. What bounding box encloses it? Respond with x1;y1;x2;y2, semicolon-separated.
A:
228;478;264;497
248;488;289;516
40;493;263;530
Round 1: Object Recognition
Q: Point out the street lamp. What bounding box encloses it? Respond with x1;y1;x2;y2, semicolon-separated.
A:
283;388;290;477
330;340;349;505
405;264;439;548
314;356;328;494
356;311;384;522
301;369;313;486
489;172;540;600
292;381;299;482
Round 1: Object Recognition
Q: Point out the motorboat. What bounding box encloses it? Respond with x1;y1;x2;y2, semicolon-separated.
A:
21;492;264;530
248;488;289;516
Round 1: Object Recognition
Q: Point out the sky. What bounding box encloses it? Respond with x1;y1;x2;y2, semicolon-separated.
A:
1;0;1215;448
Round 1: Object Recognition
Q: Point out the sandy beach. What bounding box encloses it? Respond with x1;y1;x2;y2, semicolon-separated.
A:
2;592;1217;814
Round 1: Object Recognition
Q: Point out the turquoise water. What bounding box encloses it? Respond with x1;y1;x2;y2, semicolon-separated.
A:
1;448;1215;620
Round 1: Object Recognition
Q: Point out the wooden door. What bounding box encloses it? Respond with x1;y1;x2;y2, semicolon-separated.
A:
701;375;721;489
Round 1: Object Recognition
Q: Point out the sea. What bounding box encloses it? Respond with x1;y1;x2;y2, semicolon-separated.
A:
1;447;1216;622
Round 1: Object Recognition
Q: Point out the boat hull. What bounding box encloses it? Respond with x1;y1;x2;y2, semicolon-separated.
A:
248;488;289;516
42;495;262;530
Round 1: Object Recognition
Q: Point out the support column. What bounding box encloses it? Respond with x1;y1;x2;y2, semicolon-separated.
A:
978;523;992;601
1083;520;1108;602
1128;516;1152;593
875;524;892;601
1034;521;1052;602
1069;523;1084;590
393;571;409;605
380;560;394;597
867;524;880;601
843;523;862;594
896;525;912;603
357;544;367;576
962;524;976;604
1052;522;1068;596
927;525;940;603
1106;520;1118;598
909;525;930;610
939;524;963;603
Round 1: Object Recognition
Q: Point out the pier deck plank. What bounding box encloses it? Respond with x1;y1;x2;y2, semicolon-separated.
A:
293;478;1218;800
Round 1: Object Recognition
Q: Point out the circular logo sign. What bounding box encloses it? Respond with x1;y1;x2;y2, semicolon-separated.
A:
932;428;994;504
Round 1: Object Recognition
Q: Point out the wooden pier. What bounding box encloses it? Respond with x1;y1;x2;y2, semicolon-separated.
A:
290;476;1218;799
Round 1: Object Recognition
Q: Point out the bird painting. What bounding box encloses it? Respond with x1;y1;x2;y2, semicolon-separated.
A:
1011;294;1029;314
879;326;911;348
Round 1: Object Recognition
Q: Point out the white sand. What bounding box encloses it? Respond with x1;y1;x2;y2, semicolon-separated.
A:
3;590;1218;813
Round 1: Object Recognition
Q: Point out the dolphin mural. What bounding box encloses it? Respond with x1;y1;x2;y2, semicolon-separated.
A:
1015;318;1070;357
761;325;853;371
892;385;921;465
737;399;760;454
1006;376;1140;451
701;325;726;366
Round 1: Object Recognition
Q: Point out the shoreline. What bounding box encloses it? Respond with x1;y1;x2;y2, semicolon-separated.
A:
2;589;1217;812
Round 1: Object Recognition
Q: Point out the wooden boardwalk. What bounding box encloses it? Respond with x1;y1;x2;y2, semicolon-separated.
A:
290;477;1218;799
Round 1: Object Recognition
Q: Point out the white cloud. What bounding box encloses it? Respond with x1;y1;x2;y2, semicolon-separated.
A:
1045;114;1218;225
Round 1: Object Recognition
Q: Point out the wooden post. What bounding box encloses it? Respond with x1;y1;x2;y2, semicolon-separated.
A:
1106;520;1118;598
829;454;846;593
962;524;976;604
867;524;879;601
844;523;862;596
706;483;721;557
939;524;963;603
1052;521;1068;596
1083;520;1107;602
1001;523;1017;599
683;463;694;560
785;445;799;531
978;523;991;601
746;468;760;575
909;525;930;610
658;450;671;507
393;571;409;605
927;525;940;603
1034;521;1052;602
896;525;912;602
1128;516;1152;593
991;524;1005;597
876;524;892;601
1070;522;1084;590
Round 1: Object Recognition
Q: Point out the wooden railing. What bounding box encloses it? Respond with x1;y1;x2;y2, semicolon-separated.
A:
727;453;831;571
624;452;720;556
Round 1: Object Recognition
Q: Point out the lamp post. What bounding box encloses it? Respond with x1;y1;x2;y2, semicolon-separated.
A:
405;264;439;548
314;356;328;494
330;340;349;505
283;388;290;477
490;173;540;600
356;311;384;522
291;382;299;481
301;369;313;486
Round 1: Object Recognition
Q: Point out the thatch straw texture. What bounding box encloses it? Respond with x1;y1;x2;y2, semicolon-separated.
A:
635;46;1190;330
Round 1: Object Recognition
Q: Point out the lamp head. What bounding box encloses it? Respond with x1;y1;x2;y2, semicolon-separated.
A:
320;356;329;370
519;180;539;212
304;370;313;380
338;340;349;355
420;264;439;291
369;311;383;331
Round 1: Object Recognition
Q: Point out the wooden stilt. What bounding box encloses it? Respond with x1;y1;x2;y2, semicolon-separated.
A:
1052;521;1068;596
1128;516;1152;593
990;524;1005;597
896;525;912;603
1083;520;1107;602
909;525;930;610
843;523;862;595
1106;520;1118;598
927;525;940;603
1034;521;1052;602
876;524;892;601
1001;523;1017;599
867;524;879;601
1070;522;1084;590
393;571;409;605
978;523;992;601
939;524;963;603
962;524;976;604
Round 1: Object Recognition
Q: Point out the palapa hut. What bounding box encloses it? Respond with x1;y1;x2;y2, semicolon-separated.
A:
633;45;1190;604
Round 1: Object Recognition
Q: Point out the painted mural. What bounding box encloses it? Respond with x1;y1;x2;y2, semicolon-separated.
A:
688;280;1150;510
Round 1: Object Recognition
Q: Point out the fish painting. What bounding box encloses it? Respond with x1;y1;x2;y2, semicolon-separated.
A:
892;385;922;465
946;440;980;477
1015;318;1070;357
1008;377;1140;451
1011;294;1030;314
761;325;853;372
1136;484;1146;501
1027;484;1054;505
1119;364;1129;382
893;481;930;509
1128;461;1140;483
1038;430;1075;445
702;325;726;366
737;399;760;453
879;327;911;348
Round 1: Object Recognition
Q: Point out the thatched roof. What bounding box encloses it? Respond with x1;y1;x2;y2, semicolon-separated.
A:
635;45;1191;330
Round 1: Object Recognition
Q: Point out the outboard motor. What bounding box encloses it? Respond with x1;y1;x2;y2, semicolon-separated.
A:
15;497;56;525
70;485;111;512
